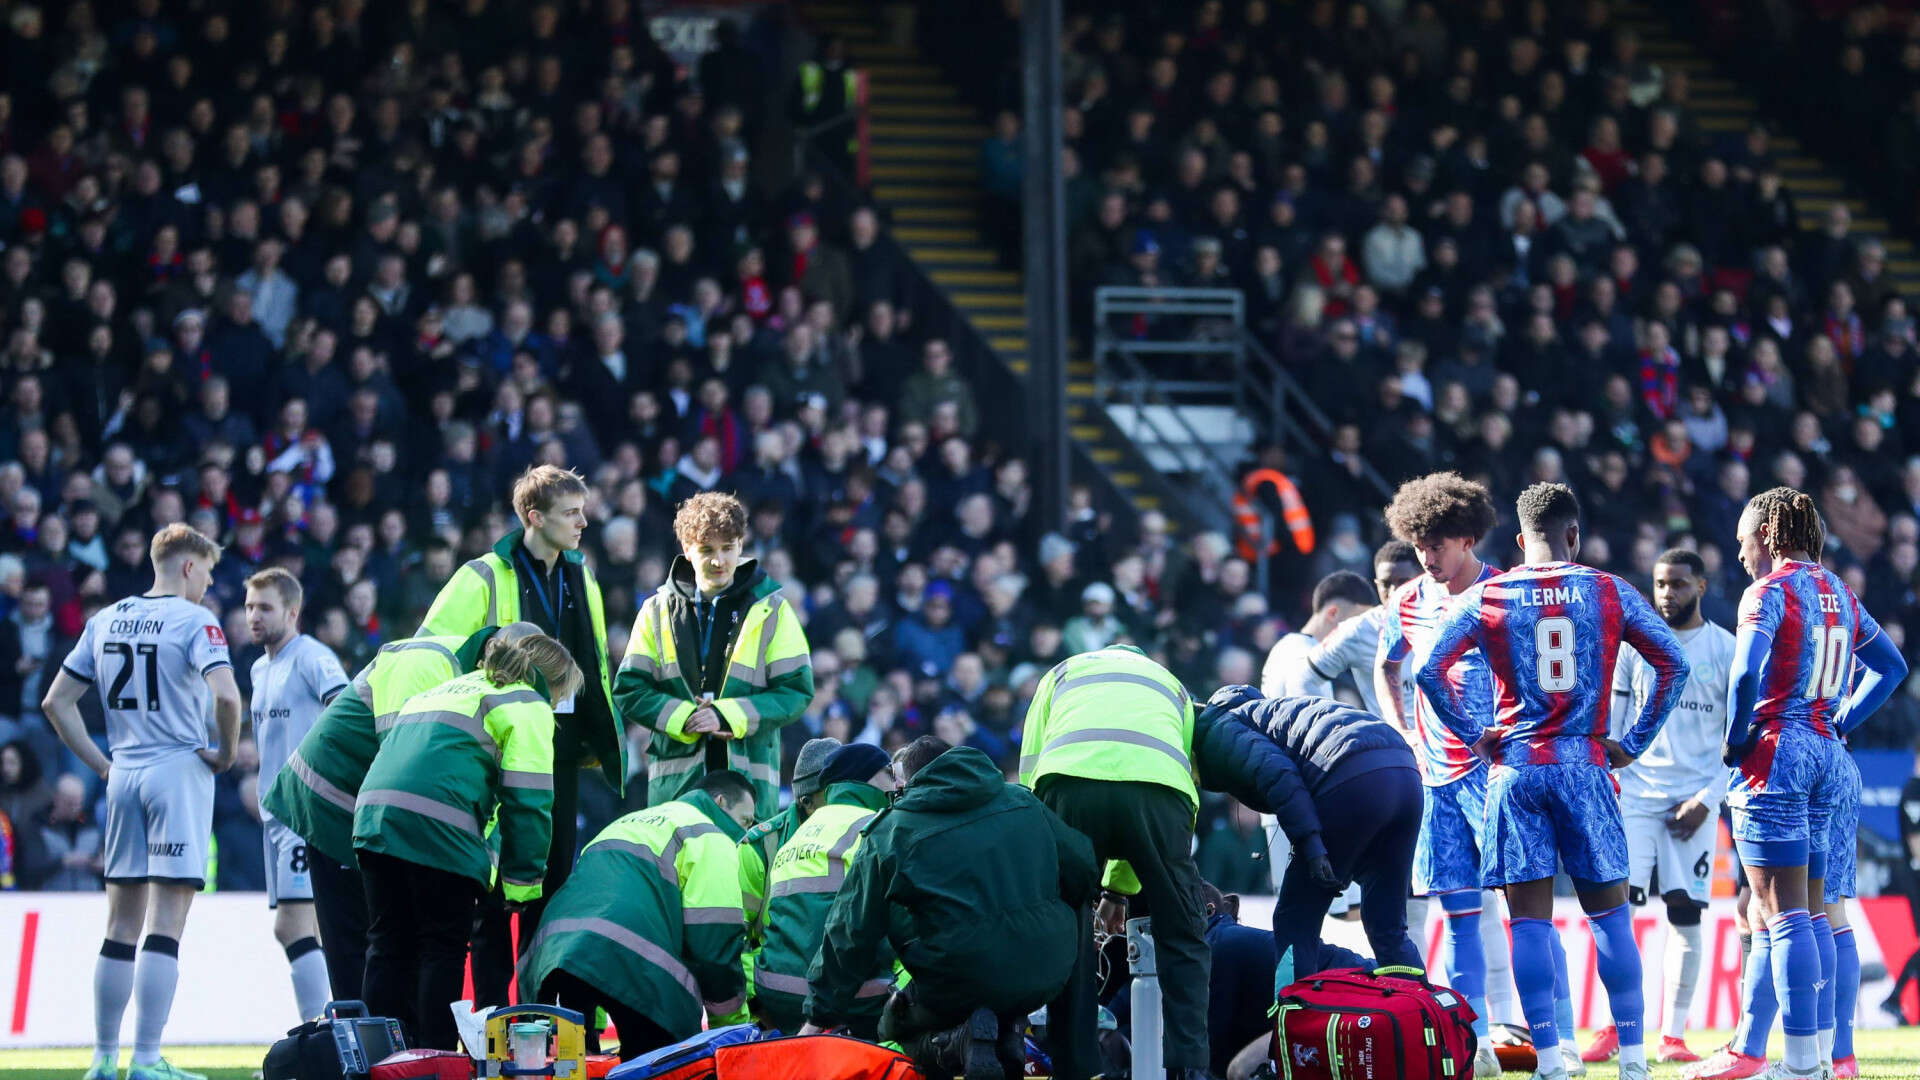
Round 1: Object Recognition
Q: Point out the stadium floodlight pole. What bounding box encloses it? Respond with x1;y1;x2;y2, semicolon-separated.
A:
1021;0;1069;535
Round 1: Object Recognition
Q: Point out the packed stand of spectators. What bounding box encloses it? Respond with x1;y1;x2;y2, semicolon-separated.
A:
0;0;1287;891
928;0;1920;743
1679;1;1920;237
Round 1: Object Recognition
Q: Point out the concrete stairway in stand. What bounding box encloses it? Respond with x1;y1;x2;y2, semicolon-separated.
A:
1622;1;1920;294
798;1;1172;518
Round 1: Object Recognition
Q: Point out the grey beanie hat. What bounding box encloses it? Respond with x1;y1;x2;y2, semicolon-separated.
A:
791;737;843;798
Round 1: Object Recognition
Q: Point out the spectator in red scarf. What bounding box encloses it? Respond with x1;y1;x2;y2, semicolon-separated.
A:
736;246;772;322
1310;233;1361;318
687;377;744;474
1581;115;1633;193
1638;321;1682;420
1821;279;1866;366
778;212;855;325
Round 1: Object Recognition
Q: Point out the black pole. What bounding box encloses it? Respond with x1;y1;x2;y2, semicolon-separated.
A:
1021;0;1068;535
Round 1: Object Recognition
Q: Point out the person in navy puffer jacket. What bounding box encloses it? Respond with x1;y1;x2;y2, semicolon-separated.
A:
1193;684;1424;980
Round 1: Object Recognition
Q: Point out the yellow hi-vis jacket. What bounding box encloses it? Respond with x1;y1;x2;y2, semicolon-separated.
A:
615;558;813;819
418;529;623;790
517;791;750;1041
1018;646;1198;894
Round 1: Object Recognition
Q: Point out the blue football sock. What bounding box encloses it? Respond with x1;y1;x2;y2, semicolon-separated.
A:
1550;931;1577;1047
1771;910;1819;1036
1738;928;1778;1059
1834;926;1859;1060
1440;890;1489;1039
1770;909;1822;1071
1511;918;1561;1054
1813;913;1837;1038
1587;903;1646;1051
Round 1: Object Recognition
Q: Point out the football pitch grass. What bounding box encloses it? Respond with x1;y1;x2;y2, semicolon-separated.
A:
3;1031;1919;1080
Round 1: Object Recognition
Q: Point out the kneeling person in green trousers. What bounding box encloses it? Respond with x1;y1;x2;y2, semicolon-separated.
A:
520;770;759;1060
802;736;1099;1080
752;743;900;1037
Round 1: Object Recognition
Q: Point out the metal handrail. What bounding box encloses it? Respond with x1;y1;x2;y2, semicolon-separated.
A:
1092;285;1392;507
1094;336;1267;582
1100;351;1238;499
1237;328;1394;503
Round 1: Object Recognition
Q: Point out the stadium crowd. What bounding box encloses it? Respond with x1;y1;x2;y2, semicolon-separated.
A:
0;0;1918;902
929;0;1920;733
0;0;1280;893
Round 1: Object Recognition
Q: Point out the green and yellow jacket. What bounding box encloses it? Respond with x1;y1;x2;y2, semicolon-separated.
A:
419;530;623;790
753;782;893;1028
739;803;803;941
517;792;750;1040
353;669;557;902
264;630;498;865
808;748;1098;1026
615;557;813;818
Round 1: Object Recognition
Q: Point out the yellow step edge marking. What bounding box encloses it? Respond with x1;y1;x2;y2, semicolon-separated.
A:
870;124;989;139
893;206;979;222
933;270;1022;286
876;184;979;201
870;143;977;160
947;290;1024;306
868;103;979;119
871;165;978;181
895;227;980;244
971;313;1026;330
869;83;958;100
906;247;994;263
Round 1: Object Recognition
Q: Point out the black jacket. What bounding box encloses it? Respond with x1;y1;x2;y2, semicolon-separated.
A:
1193;687;1417;862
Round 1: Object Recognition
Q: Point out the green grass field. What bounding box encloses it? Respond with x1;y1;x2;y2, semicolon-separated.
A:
3;1031;1918;1080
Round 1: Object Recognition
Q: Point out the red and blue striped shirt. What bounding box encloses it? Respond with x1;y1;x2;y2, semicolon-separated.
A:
1419;561;1689;768
1382;563;1499;786
1735;560;1883;740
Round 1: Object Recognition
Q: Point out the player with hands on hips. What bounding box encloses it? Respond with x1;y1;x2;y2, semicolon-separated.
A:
1419;484;1690;1080
1706;489;1905;1080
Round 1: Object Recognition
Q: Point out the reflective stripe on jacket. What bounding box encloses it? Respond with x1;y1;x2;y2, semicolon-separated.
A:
1018;647;1198;895
517;792;749;1039
262;631;484;865
353;669;557;901
752;783;893;1016
419;530;622;789
616;558;814;818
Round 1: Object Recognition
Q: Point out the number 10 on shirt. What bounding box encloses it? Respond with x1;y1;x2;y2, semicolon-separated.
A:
1803;626;1849;699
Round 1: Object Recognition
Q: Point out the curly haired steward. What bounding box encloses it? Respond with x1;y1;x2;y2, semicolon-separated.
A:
674;491;749;547
1383;472;1498;544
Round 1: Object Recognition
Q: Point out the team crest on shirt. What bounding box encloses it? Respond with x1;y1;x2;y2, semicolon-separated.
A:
1292;1045;1322;1067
